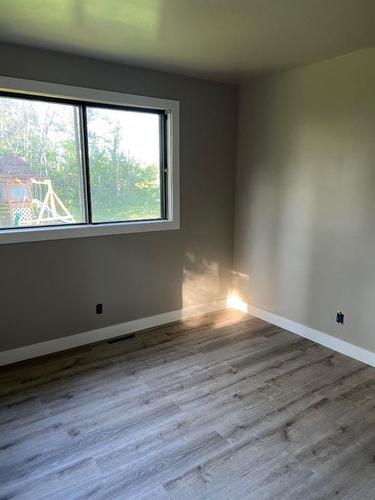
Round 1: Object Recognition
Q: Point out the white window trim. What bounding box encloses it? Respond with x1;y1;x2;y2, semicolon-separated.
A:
0;76;180;244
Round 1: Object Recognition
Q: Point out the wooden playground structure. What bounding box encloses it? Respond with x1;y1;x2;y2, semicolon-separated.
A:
0;155;75;227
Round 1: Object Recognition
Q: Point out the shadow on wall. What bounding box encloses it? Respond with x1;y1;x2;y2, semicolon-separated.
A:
233;65;375;352
233;82;328;324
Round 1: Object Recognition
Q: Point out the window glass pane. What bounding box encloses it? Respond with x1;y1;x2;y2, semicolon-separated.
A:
87;107;162;223
0;96;85;229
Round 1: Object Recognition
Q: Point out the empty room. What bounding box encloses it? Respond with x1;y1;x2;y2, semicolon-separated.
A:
0;1;375;498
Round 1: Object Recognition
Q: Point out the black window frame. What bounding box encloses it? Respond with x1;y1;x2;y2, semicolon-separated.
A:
0;90;168;229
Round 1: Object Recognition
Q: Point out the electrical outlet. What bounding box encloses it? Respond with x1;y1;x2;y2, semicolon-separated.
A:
336;311;344;325
96;303;103;315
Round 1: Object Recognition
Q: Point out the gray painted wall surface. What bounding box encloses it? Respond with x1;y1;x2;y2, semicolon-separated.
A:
0;43;237;351
234;48;375;352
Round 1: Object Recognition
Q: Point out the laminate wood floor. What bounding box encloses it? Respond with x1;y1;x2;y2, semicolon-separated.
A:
1;309;375;500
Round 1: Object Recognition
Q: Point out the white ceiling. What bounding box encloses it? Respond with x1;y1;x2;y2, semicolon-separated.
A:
0;0;374;83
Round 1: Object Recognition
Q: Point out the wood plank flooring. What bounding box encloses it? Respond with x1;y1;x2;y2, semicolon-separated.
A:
1;309;375;499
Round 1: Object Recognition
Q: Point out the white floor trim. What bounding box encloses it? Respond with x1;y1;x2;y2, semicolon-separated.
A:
236;301;375;368
3;298;375;369
0;300;226;367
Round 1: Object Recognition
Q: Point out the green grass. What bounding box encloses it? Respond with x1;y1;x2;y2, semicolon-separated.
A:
92;200;161;223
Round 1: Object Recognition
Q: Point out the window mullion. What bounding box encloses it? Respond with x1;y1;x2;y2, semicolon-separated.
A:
79;105;92;224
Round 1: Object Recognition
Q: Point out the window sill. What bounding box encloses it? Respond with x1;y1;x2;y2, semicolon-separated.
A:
0;219;180;245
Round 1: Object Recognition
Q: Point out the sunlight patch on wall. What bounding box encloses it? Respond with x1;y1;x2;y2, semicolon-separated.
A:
182;251;221;309
226;293;248;312
226;269;250;312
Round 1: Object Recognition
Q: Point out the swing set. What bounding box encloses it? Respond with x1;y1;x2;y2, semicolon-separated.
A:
0;155;75;227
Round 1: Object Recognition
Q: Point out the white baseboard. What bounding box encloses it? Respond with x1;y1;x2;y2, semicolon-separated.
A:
0;300;226;367
3;297;375;369
238;301;375;368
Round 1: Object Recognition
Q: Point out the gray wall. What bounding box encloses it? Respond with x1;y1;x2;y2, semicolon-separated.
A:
0;43;237;351
234;48;375;352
